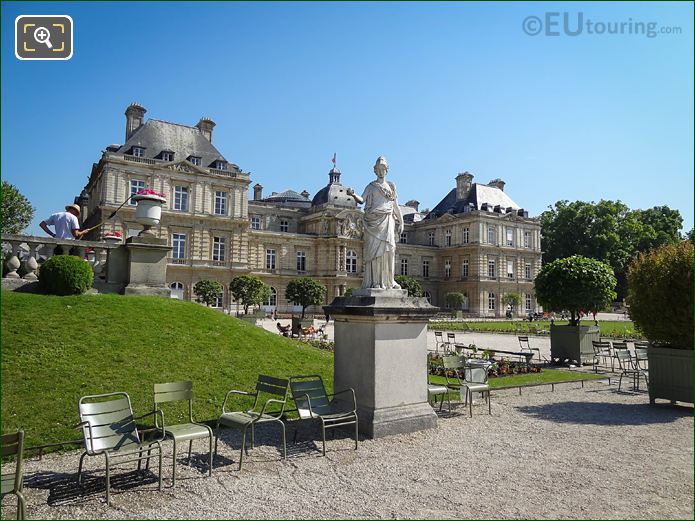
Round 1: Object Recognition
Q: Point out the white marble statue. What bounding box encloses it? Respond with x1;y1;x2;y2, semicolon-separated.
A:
347;156;403;290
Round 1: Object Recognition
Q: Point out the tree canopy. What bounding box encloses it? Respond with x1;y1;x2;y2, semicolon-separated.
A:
285;278;327;318
229;275;270;314
535;255;617;326
445;292;466;310
193;279;223;307
540;200;683;299
395;275;423;298
1;181;35;234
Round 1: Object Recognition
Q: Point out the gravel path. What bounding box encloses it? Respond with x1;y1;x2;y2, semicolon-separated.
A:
6;381;692;520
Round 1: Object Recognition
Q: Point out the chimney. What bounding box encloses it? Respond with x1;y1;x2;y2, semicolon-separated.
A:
125;102;146;141
196;117;216;143
455;172;474;200
488;178;506;191
300;190;310;199
253;183;263;201
405;199;420;212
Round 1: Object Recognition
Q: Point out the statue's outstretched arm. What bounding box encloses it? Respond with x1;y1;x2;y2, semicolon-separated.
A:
346;188;364;205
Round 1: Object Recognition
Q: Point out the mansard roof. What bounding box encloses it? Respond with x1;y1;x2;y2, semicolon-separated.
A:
427;183;521;219
263;189;312;208
116;119;230;168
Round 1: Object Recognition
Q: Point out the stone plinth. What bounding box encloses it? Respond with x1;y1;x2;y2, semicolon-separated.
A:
124;236;171;297
325;289;439;438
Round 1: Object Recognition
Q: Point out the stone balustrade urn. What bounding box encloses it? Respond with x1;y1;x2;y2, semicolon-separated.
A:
132;193;166;235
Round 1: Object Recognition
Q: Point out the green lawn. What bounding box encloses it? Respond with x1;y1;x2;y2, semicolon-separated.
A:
429;320;642;339
428;369;605;389
1;292;333;449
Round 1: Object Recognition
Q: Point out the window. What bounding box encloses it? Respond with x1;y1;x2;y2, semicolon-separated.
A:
188;156;202;166
215;160;227;170
296;251;306;272
172;233;186;261
174;186;189;211
444;259;451;279
461;259;469;278
424;290;432;304
507;260;514;279
251;216;261;230
170;282;184;300
428;231;435;246
280;220;289;233
488;259;496;278
214;191;227;215
525;263;532;280
487;226;496;245
488;292;496;311
445;229;452;247
212;290;224;309
346;250;357;273
160;151;174;162
524;231;531;248
266;287;277;307
525;293;532;311
400;232;407;244
462;227;469;244
400;258;408;276
132;146;145;157
266;249;276;270
506;228;514;247
213;236;226;262
422;259;430;278
130;179;145;205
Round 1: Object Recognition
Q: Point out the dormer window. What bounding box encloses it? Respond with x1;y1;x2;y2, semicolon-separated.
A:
158;151;174;162
132;146;145;157
188;156;202;166
214;160;227;171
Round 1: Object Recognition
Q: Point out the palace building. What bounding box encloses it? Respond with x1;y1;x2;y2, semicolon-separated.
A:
77;104;542;316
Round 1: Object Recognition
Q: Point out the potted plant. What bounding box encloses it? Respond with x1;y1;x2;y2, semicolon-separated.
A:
627;241;693;404
101;231;123;243
285;277;327;336
535;255;617;365
445;292;466;319
132;188;166;236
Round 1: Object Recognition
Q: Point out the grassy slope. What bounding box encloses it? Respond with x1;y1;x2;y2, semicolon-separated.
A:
1;292;333;448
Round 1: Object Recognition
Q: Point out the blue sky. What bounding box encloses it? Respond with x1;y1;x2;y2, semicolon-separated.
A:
2;1;693;234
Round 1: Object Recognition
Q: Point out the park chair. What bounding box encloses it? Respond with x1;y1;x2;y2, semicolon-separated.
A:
462;361;493;418
612;341;629;372
215;375;289;470
1;431;26;520
633;347;649;384
76;392;164;506
446;332;457;353
442;354;467;399
427;375;452;413
153;381;213;487
433;331;445;355
591;340;612;372
615;350;648;392
289;375;358;455
518;335;542;363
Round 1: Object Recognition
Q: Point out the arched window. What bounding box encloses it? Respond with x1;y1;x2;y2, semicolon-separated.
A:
266;287;277;307
424;290;432;304
346;250;357;273
170;282;184;300
488;292;496;311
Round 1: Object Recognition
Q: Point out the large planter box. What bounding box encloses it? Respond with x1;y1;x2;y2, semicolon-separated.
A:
550;324;600;365
648;347;693;404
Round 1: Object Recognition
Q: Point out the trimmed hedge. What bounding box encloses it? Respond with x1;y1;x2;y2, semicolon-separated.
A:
627;241;693;348
38;255;94;295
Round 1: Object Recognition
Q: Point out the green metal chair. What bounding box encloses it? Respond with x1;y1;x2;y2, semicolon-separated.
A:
1;431;26;520
518;335;542;363
591;340;612;372
462;361;493;418
215;375;289;470
427;376;452;413
153;381;213;486
616;350;649;392
442;354;467;400
289;375;358;455
611;341;629;371
76;392;164;506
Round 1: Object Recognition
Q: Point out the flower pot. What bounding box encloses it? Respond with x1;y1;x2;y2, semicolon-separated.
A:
550;324;600;365
647;346;693;404
102;235;123;243
132;194;166;234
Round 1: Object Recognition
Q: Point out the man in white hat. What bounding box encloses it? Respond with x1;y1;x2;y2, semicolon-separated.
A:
40;204;86;240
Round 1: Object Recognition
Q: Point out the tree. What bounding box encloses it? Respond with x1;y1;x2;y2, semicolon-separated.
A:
394;275;423;297
504;292;521;310
1;181;35;234
229;275;270;314
445;292;465;310
285;277;327;319
534;255;617;326
540;200;683;299
193;279;223;307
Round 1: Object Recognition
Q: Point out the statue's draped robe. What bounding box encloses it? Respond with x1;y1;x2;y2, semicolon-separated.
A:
361;181;402;289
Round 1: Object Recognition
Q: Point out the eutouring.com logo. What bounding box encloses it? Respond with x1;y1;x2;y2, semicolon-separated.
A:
522;12;682;38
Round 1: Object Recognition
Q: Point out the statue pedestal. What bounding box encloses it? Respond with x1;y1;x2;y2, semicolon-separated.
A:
325;289;439;438
123;236;171;297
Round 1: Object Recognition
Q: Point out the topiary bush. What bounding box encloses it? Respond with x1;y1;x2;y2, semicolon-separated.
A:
627;241;693;348
38;255;94;295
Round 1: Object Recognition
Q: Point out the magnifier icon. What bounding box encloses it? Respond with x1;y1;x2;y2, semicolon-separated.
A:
33;26;53;49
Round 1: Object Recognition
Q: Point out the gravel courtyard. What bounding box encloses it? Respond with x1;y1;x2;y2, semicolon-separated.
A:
6;381;692;520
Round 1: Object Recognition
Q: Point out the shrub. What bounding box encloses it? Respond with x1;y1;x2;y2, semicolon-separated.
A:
193;279;223;307
229;275;270;314
627;241;693;348
286;278;327;319
38;255;93;295
445;292;465;310
534;255;617;326
395;275;423;297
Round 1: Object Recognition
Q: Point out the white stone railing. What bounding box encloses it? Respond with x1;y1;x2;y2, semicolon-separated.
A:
1;233;122;282
123;154;157;165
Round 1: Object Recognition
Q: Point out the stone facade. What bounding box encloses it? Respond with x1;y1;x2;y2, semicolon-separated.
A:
78;104;542;317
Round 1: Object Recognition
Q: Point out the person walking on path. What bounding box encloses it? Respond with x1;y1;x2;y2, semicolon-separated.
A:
40;204;86;240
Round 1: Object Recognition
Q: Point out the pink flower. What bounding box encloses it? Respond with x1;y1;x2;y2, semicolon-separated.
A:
135;188;166;198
